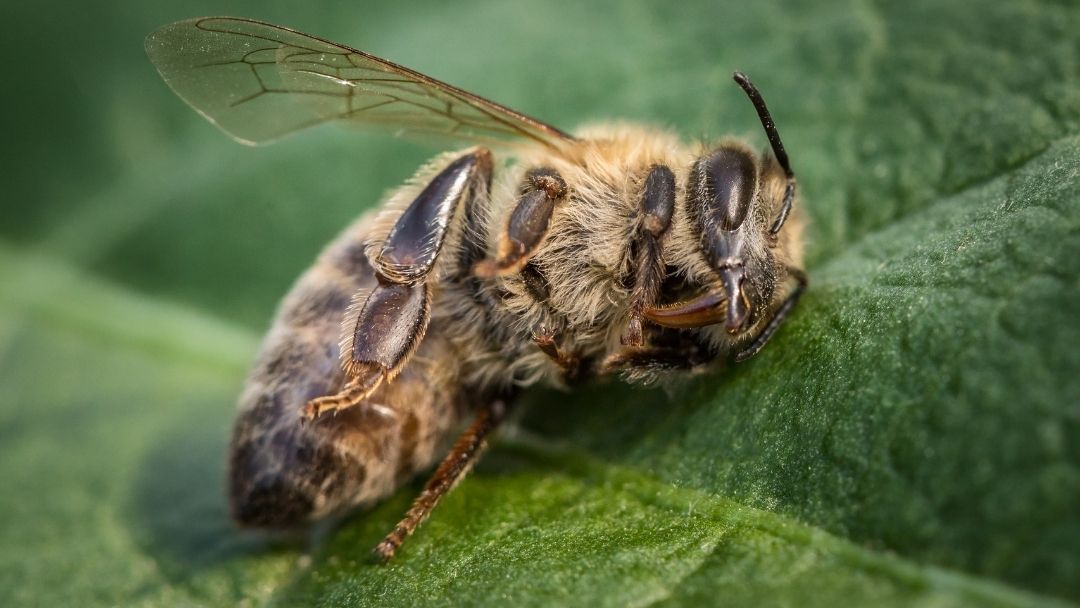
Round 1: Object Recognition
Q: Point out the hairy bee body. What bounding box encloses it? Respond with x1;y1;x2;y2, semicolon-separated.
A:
147;17;807;557
230;125;804;525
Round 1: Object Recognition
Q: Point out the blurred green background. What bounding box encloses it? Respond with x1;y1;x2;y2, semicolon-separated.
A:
2;0;1079;606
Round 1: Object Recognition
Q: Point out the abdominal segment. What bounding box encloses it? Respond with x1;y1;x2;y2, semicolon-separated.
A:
228;221;468;528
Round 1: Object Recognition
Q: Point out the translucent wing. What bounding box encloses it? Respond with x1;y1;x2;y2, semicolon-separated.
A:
145;17;574;148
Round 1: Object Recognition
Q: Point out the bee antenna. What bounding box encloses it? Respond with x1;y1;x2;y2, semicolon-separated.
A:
732;71;791;177
732;71;795;234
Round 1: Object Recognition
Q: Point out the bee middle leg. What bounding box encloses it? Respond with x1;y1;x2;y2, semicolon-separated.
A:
531;325;581;381
304;149;494;420
373;398;509;561
473;167;568;277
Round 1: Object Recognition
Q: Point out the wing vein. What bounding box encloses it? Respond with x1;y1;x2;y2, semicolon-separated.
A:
148;16;576;148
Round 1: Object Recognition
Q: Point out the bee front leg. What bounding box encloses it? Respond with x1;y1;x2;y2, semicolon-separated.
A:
733;267;807;362
303;149;494;421
622;165;675;346
374;398;509;561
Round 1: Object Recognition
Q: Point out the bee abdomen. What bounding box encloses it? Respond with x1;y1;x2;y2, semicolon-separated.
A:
229;220;469;528
228;318;353;527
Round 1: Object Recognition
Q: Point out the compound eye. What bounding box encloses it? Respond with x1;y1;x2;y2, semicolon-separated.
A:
691;147;757;232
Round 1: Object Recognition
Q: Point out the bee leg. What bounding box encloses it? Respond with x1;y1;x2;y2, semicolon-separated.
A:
532;325;581;381
301;374;384;420
302;280;431;419
303;149;493;421
599;341;714;377
734;268;807;362
622;165;676;346
373;399;509;561
473;167;567;277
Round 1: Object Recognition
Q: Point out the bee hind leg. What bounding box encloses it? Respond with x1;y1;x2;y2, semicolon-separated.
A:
303;149;494;422
373;398;509;561
301;370;384;420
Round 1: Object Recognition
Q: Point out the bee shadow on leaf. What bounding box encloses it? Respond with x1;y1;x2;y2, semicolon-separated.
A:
516;376;718;459
124;417;302;587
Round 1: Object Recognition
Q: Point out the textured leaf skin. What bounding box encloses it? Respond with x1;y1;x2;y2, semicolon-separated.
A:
1;0;1078;606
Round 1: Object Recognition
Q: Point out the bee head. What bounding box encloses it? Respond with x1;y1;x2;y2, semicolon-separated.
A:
643;72;795;338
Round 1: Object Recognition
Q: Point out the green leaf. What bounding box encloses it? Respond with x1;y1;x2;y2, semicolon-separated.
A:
1;0;1078;606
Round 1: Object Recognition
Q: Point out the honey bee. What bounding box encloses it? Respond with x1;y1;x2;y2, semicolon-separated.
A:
146;17;807;561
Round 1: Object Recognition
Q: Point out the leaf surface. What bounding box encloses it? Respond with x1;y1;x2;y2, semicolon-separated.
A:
1;0;1078;605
